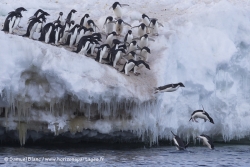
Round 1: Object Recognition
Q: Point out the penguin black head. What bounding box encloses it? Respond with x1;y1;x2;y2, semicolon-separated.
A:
71;9;77;13
110;31;117;36
178;82;185;87
113;39;122;45
143;34;148;38
208;116;214;124
128;30;132;34
16;7;27;12
150;19;157;25
75;24;81;28
142;14;149;19
88;28;94;32
59;12;63;16
142;47;150;53
140;23;146;29
128;51;136;57
85;14;90;18
106;16;113;22
70;20;75;25
131;41;137;45
143;61;150;70
117;19;123;24
43;12;50;16
112;2;121;9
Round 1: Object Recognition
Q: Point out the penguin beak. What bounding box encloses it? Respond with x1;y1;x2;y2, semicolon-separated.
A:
24;8;27;11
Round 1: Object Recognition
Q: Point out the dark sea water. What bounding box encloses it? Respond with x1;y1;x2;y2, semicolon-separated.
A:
0;144;250;167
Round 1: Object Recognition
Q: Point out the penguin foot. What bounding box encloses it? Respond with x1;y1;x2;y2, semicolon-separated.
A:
135;72;141;76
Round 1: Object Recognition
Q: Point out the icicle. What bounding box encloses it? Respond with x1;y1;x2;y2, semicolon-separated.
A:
18;122;27;146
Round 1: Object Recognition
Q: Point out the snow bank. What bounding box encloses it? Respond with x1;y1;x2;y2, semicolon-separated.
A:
1;0;250;145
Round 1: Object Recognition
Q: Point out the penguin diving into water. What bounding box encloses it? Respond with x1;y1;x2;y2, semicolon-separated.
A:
154;82;185;94
171;131;189;150
110;2;129;19
189;106;214;124
196;134;214;150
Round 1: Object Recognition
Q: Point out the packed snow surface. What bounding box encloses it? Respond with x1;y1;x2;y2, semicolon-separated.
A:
1;0;250;145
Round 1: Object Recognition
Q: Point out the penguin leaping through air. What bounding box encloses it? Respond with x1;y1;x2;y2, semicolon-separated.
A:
196;134;214;150
189;106;214;124
171;131;189;150
154;82;185;93
110;2;129;19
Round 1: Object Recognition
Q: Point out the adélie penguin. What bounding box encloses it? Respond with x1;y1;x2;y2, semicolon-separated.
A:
133;60;150;76
120;58;139;76
196;134;214;150
2;12;22;34
189;106;214;124
8;7;27;28
171;131;189;150
154;82;185;93
110;2;129;19
149;18;164;36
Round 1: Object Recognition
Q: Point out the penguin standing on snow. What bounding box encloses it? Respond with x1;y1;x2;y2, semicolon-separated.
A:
106;49;126;69
141;14;150;33
196;134;214;150
80;14;90;27
133;60;150;76
105;31;117;47
171;131;189;150
86;19;99;32
52;24;63;45
75;27;94;46
138;46;151;62
63;24;81;47
22;17;45;39
7;7;27;28
59;20;75;43
54;12;64;25
134;34;155;48
2;12;22;34
110;2;129;19
111;19;132;36
65;9;77;23
103;16;115;35
149;18;164;36
95;44;110;63
120;58;139;76
124;30;133;44
154;82;185;93
132;23;152;37
38;22;56;43
189;106;214;124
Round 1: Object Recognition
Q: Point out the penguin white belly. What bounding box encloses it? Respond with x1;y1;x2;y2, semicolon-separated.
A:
151;22;159;35
83;18;89;27
126;34;133;44
12;17;20;30
173;138;180;150
128;45;136;53
55;28;61;45
138;28;146;37
75;30;84;45
36;22;42;33
8;16;16;33
45;26;52;43
113;51;122;67
193;112;208;120
114;6;122;18
199;136;211;149
99;47;107;63
125;62;135;75
90;43;96;55
80;41;91;55
116;24;123;35
141;50;149;61
161;85;180;92
71;13;75;21
70;29;78;47
29;22;39;39
106;35;114;47
139;37;148;48
105;22;114;34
